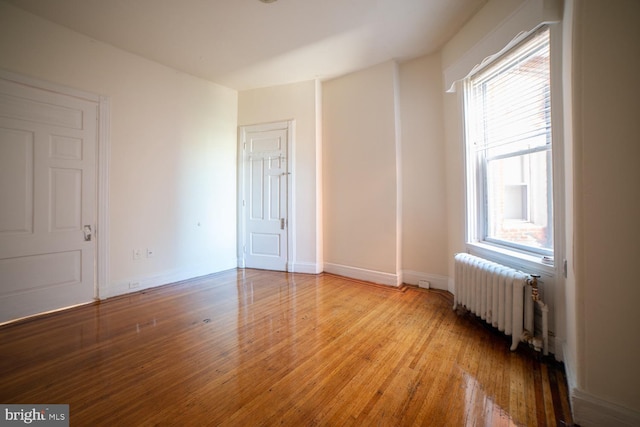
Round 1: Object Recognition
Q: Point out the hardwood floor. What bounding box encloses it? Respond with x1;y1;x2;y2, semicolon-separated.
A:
0;269;575;426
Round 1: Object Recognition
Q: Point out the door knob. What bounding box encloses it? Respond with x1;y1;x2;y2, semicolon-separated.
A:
83;225;92;241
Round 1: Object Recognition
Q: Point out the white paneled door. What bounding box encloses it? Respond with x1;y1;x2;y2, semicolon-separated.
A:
240;123;290;271
0;77;97;324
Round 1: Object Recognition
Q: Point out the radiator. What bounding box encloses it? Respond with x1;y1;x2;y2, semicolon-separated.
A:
453;253;549;354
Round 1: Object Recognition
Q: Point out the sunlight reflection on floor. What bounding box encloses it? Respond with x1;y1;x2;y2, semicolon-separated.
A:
462;370;519;427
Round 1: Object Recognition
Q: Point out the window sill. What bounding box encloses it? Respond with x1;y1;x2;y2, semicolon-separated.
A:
465;242;557;277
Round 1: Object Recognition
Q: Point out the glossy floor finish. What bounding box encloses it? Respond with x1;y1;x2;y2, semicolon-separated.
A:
0;269;574;426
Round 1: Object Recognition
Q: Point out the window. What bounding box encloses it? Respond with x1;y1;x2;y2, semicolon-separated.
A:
465;27;553;257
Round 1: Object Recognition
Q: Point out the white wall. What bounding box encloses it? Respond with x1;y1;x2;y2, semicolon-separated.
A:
238;81;322;273
399;54;449;289
560;0;579;418
568;0;640;423
0;1;239;298
322;61;401;285
321;56;451;289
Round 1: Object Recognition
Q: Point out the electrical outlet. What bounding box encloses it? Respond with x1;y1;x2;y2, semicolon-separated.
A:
133;249;142;260
146;248;154;258
129;281;140;289
418;280;431;289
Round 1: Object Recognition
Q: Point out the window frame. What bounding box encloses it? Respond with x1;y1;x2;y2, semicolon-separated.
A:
463;24;563;267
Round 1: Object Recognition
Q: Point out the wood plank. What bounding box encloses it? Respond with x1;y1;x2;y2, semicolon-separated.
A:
0;269;574;426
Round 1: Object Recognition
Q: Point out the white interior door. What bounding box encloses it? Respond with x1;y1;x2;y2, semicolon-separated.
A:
0;77;97;324
241;124;289;271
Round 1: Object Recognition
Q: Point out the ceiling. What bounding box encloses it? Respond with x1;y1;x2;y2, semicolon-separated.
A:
5;0;486;91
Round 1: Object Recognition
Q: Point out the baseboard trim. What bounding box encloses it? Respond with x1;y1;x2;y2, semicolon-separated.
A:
288;262;322;274
563;343;640;426
402;270;450;291
448;277;455;294
571;388;640;427
324;263;400;287
552;336;564;361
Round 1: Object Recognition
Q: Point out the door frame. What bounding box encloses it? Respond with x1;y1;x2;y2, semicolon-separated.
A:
237;120;295;271
0;69;111;301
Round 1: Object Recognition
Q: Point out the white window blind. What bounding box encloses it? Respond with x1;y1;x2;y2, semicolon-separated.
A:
469;28;551;158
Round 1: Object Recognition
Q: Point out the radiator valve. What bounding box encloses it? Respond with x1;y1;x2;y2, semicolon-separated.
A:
528;274;541;302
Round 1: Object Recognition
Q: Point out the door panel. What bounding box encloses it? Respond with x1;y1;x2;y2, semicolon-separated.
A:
242;126;288;271
250;233;281;256
0;78;97;323
0;251;81;295
50;168;82;231
0;128;33;235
